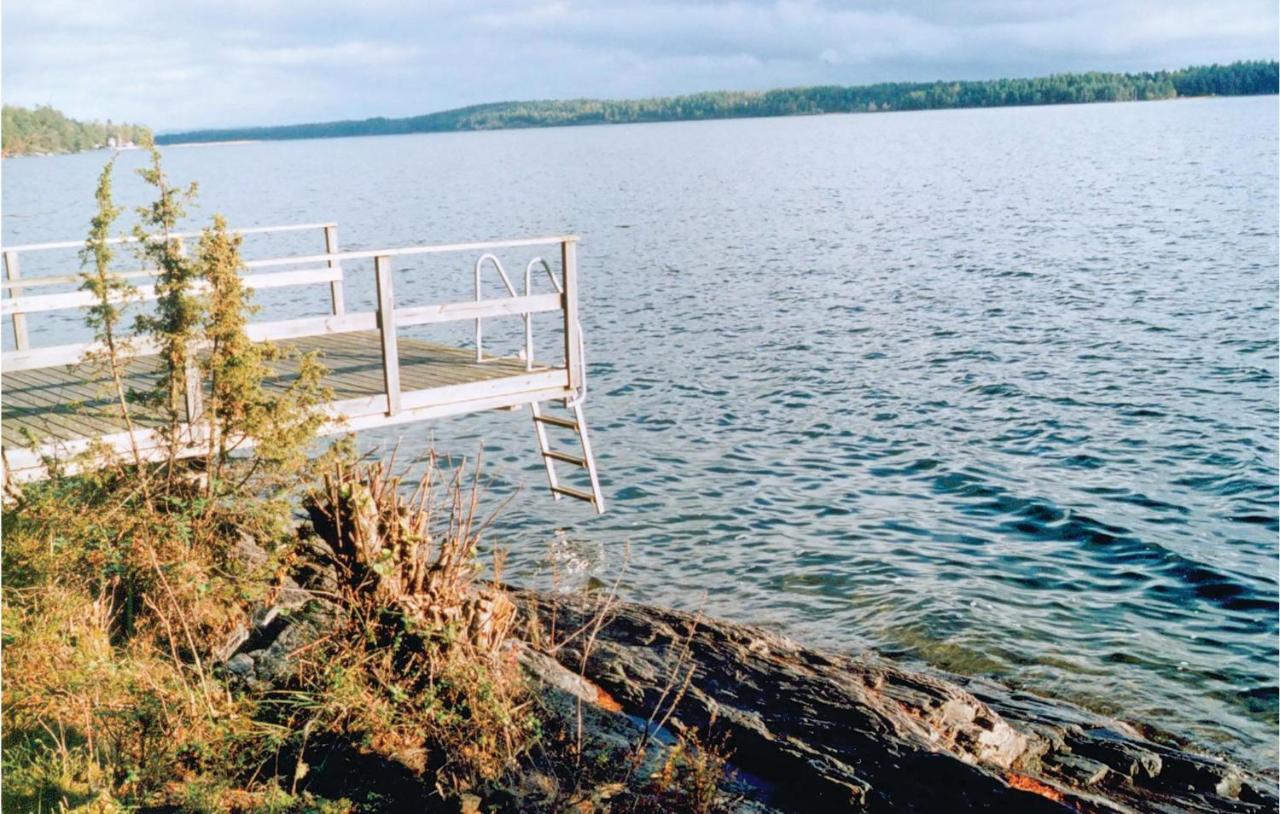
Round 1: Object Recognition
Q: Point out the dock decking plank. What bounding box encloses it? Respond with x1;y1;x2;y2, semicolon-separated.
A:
2;369;140;443
8;356;172;437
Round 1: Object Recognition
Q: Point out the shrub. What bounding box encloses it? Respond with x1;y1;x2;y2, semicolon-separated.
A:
287;456;535;797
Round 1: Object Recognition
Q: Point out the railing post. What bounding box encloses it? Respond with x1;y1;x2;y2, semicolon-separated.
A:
561;238;581;393
324;224;345;315
374;255;401;415
172;235;203;432
525;263;535;371
184;352;204;427
474;258;483;362
4;250;28;350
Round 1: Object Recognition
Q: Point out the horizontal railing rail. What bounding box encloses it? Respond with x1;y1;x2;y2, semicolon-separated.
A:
0;291;564;374
1;222;336;254
0;266;343;316
2;222;346;349
238;235;574;269
0;234;575;290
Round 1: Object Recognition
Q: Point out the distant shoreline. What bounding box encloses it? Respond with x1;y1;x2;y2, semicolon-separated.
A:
167;139;260;148
1;144;143;160
155;60;1277;147
1;141;259;159
145;92;1277;150
1;104;151;159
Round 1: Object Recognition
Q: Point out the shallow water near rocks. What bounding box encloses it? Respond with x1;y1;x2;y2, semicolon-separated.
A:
4;95;1276;768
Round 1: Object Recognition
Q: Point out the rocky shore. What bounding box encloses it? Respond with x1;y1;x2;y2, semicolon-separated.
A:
223;531;1277;813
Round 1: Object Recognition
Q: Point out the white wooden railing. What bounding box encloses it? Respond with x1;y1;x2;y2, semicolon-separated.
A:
0;226;585;423
1;223;344;351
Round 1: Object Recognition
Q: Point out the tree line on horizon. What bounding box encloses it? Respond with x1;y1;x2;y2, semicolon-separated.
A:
2;105;153;157
157;61;1279;145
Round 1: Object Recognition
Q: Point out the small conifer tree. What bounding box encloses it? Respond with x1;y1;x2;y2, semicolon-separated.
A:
93;146;332;505
131;144;200;485
78;157;148;482
195;215;329;499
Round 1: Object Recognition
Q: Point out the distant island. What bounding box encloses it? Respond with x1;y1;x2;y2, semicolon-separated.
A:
157;61;1278;146
2;105;152;157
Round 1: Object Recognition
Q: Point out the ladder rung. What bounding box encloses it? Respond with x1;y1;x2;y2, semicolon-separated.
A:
543;449;588;467
533;413;579;430
551;485;597;504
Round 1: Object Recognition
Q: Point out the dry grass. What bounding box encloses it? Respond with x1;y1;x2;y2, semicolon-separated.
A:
624;724;737;814
286;454;535;797
1;469;281;812
3;453;738;812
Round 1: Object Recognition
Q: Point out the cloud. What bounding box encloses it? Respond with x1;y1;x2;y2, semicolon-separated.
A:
2;0;1275;131
224;42;422;68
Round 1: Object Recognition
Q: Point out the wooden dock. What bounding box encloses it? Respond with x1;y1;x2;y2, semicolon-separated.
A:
0;225;605;512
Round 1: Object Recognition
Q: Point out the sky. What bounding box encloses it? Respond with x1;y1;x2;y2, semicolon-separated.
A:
3;0;1277;132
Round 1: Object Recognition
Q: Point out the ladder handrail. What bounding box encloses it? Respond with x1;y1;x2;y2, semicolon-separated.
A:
474;253;518;363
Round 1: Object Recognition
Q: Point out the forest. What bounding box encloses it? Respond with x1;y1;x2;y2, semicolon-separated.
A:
157;61;1278;145
2;105;152;157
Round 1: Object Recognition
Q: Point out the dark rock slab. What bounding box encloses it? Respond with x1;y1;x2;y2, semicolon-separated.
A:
513;590;1278;813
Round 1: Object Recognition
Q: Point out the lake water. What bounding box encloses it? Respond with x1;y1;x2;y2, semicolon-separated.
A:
4;96;1277;768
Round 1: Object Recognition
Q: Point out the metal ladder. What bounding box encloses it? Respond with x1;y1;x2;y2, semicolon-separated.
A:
531;399;605;514
474;253;604;513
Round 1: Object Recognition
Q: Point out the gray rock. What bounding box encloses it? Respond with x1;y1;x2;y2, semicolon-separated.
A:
513;590;1279;813
225;652;256;680
233;530;270;569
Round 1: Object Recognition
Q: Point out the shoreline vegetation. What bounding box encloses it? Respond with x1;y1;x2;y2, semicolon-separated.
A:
2;139;1276;814
154;61;1278;147
1;105;151;158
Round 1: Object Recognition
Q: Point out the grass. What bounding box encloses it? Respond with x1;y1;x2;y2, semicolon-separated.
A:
2;453;738;813
2;468;280;812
